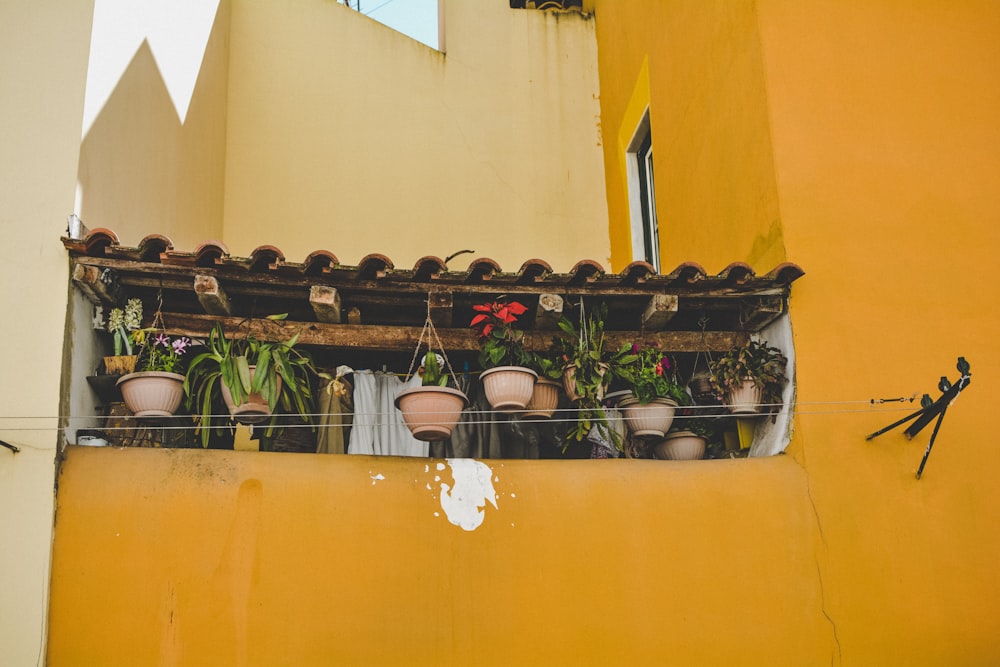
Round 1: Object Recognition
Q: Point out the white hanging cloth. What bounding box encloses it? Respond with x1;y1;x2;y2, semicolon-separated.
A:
347;371;427;457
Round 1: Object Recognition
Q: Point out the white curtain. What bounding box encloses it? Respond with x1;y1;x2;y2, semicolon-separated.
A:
347;371;427;457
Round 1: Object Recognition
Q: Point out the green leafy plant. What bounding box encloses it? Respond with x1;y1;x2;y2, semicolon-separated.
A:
469;298;532;369
555;302;637;445
527;350;564;382
184;319;323;448
419;352;449;387
709;339;788;410
619;343;688;405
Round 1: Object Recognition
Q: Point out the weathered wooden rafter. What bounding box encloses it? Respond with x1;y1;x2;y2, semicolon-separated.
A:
159;312;748;353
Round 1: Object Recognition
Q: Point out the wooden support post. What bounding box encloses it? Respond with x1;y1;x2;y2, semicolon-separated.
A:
309;285;342;323
72;263;119;305
641;294;678;330
194;275;232;316
534;293;564;329
740;298;785;332
428;290;453;329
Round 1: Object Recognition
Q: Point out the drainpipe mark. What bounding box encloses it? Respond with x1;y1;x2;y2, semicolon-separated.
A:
438;459;498;531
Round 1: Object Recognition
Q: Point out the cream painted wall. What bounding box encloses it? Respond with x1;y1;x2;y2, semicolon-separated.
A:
222;0;609;272
76;0;230;249
0;2;94;663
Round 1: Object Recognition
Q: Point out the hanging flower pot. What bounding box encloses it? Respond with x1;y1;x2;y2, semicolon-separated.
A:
618;396;678;438
726;379;763;415
395;385;468;441
480;366;537;412
220;365;281;424
522;377;560;419
653;430;707;460
117;371;185;417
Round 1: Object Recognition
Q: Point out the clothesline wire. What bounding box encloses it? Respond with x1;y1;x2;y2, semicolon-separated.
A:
0;398;926;422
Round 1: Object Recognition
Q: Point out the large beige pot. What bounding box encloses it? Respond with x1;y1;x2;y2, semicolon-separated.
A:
727;379;762;415
653;430;707;460
395;385;468;441
618;397;678;438
480;366;537;412
522;377;560;419
117;371;185;417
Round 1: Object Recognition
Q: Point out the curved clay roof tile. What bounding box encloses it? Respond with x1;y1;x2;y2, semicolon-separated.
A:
136;234;173;262
193;240;229;267
465;257;501;283
516;259;553;284
567;259;605;284
248;245;285;273
357;253;394;280
763;262;806;284
716;262;755;286
619;260;656;285
302;250;339;276
82;228;120;257
412;256;448;282
662;262;706;285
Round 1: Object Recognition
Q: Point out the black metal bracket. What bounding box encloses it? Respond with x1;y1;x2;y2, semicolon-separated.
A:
0;439;20;454
866;357;971;479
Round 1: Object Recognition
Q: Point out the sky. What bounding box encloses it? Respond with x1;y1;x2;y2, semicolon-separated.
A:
340;0;439;50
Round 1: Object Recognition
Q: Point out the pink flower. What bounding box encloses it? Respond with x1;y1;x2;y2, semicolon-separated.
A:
154;333;170;348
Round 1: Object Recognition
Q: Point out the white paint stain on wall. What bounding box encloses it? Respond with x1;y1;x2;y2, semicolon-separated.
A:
439;459;498;531
370;473;385;485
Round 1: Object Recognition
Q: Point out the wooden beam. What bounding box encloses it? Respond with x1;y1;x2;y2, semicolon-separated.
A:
347;307;362;325
194;275;232;316
159;312;746;353
72;264;119;305
534;293;564;329
642;294;678;330
428;290;453;329
309;285;341;323
740;298;786;332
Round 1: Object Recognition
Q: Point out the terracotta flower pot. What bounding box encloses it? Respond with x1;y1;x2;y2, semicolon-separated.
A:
480;366;537;412
727;379;762;415
618;397;678;438
522;377;560;419
653;430;707;460
116;371;185;417
395;385;469;441
220;365;281;424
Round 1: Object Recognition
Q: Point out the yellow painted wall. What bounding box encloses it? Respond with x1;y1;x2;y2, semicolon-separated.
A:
756;1;1000;663
76;0;230;249
49;447;835;665
0;2;94;663
222;0;609;271
595;0;785;272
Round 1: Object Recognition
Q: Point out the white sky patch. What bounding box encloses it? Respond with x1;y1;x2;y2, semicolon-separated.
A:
82;0;220;137
438;459;498;532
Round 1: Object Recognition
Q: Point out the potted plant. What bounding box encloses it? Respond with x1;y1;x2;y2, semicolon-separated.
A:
521;350;563;420
555;302;637;446
103;298;142;375
116;331;192;417
184;319;322;448
395;351;468;441
470;298;537;412
654;417;713;460
617;344;688;438
709;339;788;415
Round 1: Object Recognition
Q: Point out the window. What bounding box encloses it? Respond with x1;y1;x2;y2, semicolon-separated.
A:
626;110;660;272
